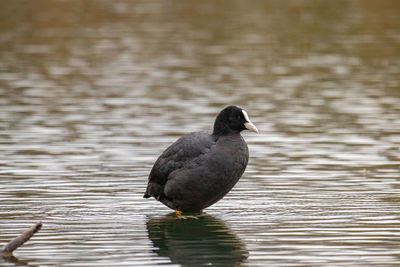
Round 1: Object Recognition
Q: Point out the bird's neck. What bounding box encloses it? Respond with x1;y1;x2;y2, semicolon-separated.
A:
212;123;239;136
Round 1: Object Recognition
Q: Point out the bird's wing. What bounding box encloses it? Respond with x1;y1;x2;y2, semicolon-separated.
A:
147;131;215;188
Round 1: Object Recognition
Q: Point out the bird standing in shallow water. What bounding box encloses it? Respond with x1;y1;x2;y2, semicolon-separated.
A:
144;105;258;214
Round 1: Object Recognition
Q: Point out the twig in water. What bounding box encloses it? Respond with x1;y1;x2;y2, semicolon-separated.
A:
1;222;42;258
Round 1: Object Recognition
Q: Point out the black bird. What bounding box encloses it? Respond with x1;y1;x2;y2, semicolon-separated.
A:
144;105;258;214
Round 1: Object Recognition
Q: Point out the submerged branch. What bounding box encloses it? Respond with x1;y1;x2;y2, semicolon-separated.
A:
1;222;42;258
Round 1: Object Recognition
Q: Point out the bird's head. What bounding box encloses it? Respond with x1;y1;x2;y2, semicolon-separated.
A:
213;105;258;135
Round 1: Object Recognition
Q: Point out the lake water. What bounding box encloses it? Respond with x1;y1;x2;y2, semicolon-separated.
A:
1;0;400;266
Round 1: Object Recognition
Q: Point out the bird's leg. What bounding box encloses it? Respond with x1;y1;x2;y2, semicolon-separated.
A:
175;210;182;216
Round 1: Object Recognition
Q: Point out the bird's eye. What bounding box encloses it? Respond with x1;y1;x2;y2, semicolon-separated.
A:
237;115;241;120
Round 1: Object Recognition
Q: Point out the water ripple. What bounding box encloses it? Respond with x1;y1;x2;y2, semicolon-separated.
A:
1;0;400;266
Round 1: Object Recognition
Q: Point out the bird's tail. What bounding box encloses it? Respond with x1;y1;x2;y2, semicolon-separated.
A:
143;182;165;199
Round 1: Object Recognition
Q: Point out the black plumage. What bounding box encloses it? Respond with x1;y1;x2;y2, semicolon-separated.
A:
144;105;258;212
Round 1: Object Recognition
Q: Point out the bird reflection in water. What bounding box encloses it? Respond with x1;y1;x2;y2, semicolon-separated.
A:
146;213;248;266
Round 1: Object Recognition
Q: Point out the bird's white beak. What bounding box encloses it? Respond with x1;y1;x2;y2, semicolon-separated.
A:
242;110;259;134
244;121;259;134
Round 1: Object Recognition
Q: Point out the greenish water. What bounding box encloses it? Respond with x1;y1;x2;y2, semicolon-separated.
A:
1;0;400;266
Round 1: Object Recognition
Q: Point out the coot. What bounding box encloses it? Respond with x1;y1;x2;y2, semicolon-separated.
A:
144;105;258;212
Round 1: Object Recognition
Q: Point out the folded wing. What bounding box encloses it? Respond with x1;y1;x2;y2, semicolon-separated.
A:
144;132;215;200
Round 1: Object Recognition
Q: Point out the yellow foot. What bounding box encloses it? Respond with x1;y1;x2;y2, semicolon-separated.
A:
175;210;182;216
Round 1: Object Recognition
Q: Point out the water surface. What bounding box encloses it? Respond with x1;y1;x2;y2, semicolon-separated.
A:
1;0;400;266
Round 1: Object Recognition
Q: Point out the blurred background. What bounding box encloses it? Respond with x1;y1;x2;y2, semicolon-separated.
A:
1;0;399;266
